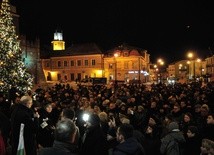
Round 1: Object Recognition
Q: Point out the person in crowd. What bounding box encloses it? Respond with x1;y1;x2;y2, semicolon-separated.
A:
80;113;108;155
37;103;55;148
160;121;186;155
109;123;145;155
171;103;183;123
9;94;21;118
98;111;109;137
60;107;80;152
10;95;40;155
184;125;202;155
200;138;214;155
161;113;175;138
179;112;195;138
0;111;10;154
202;113;214;141
196;104;210;138
38;118;79;155
130;105;147;133
0;93;11;119
142;125;161;155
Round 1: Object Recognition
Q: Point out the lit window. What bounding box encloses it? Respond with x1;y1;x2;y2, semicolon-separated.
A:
92;59;96;66
64;61;68;67
70;60;74;66
58;61;61;67
85;60;89;66
77;60;81;66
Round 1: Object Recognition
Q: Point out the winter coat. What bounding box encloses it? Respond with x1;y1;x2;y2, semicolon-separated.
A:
111;137;145;155
37;108;55;147
80;124;108;155
160;131;186;155
184;136;202;155
10;104;39;155
38;140;79;155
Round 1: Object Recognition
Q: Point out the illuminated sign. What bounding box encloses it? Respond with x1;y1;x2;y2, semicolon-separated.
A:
128;70;149;76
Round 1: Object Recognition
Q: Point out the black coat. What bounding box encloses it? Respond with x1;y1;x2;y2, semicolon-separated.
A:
38;140;79;155
111;137;145;155
80;125;108;155
37;108;55;147
10;104;39;155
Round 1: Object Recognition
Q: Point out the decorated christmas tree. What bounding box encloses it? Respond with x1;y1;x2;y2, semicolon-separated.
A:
0;0;33;95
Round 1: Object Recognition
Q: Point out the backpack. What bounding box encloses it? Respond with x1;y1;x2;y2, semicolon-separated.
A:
166;139;180;155
166;137;185;155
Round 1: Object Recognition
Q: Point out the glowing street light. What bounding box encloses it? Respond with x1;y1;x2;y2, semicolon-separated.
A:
114;53;119;81
187;52;195;80
156;58;165;83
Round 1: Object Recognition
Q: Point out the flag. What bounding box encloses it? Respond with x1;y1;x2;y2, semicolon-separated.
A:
16;123;25;155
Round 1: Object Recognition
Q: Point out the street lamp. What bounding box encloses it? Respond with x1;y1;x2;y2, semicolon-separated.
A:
187;60;191;80
157;58;165;83
154;64;158;83
114;53;119;86
187;52;195;80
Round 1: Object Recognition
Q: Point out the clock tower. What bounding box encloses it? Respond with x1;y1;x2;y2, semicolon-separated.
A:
51;30;65;50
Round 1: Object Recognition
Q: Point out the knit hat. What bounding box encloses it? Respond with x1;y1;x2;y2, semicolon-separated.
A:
168;121;179;131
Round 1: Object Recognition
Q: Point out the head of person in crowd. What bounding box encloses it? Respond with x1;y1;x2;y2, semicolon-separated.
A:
163;114;174;126
93;105;101;115
149;115;160;127
183;112;193;123
200;138;214;155
116;123;134;143
44;103;53;113
194;104;202;113
207;113;214;125
13;94;21;104
31;100;41;112
167;121;180;132
20;95;33;108
186;125;199;138
98;111;108;123
121;118;130;124
60;107;76;121
200;104;210;118
172;103;181;113
54;118;77;143
137;105;144;113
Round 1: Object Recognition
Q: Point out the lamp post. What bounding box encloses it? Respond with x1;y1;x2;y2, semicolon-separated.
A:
157;58;164;83
187;52;195;80
138;57;141;84
114;53;118;88
187;60;191;81
196;58;202;77
154;64;158;83
102;54;105;77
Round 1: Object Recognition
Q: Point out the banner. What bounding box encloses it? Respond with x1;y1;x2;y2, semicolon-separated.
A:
16;123;25;155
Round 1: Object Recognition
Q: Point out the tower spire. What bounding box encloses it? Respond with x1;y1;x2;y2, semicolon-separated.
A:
51;30;65;51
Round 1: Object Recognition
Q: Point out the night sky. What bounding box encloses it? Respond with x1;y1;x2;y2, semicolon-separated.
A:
10;0;214;63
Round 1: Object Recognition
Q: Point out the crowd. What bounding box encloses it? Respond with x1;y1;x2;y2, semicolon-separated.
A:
0;81;214;155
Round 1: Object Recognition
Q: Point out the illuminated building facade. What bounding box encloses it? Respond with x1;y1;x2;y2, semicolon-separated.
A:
41;43;104;82
41;42;151;84
103;44;150;83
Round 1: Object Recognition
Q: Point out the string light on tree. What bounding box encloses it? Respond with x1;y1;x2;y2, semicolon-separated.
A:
0;0;33;95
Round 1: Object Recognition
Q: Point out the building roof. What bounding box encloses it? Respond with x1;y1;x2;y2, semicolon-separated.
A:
40;42;103;59
106;43;147;53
